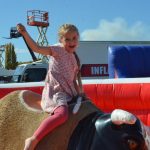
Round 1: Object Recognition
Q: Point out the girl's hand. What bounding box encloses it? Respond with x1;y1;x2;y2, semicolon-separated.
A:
17;23;26;35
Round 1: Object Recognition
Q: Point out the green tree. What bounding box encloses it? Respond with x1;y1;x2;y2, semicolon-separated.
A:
5;43;18;70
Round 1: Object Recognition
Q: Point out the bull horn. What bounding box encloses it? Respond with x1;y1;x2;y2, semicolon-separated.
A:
111;109;137;125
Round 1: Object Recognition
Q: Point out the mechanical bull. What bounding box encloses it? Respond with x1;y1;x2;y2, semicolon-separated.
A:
0;90;147;150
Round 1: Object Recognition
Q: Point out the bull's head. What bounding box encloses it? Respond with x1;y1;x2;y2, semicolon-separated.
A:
68;109;147;150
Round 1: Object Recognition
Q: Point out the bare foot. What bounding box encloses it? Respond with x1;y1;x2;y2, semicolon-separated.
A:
24;136;38;150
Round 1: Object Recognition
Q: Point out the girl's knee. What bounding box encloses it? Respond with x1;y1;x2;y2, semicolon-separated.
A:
64;109;69;120
60;108;68;123
56;106;69;123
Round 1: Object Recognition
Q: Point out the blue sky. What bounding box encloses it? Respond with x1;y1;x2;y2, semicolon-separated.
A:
1;0;150;62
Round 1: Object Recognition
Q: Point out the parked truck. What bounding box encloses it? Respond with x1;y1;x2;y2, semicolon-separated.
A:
11;62;48;83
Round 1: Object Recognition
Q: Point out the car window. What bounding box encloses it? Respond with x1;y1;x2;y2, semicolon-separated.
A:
23;68;47;82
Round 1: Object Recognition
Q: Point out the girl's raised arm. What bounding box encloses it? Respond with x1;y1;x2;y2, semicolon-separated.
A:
17;23;55;57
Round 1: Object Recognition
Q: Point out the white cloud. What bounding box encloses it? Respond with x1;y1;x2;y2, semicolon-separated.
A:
81;17;150;41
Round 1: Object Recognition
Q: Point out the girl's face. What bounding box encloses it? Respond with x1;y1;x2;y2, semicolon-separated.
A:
59;31;79;53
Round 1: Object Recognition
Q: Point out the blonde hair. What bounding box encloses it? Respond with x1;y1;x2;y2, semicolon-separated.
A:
58;24;79;38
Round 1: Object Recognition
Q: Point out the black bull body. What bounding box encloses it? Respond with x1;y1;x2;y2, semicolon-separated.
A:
0;91;146;150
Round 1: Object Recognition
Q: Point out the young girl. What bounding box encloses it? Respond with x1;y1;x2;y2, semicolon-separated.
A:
17;23;83;150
